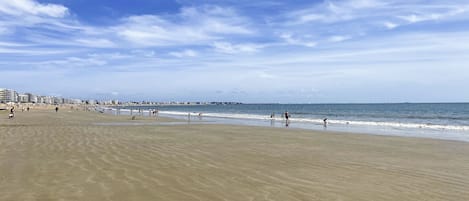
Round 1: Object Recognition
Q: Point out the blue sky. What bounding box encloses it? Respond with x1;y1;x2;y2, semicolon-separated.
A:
1;0;469;103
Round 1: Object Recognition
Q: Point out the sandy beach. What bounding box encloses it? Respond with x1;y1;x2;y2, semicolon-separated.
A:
1;108;468;201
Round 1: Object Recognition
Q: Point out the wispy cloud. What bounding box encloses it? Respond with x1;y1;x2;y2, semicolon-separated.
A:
169;49;198;57
112;6;253;47
329;35;351;42
0;0;68;17
279;33;317;47
212;42;263;53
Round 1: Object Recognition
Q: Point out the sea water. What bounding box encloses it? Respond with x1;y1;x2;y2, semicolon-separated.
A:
108;103;469;142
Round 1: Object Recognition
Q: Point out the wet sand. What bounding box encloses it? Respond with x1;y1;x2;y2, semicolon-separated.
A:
1;109;469;201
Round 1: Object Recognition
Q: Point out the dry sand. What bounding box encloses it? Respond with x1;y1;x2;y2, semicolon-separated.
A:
1;109;469;201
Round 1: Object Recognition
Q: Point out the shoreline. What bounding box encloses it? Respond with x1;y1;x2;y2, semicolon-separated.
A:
98;106;469;143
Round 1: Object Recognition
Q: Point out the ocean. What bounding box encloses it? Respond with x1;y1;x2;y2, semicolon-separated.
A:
106;103;469;142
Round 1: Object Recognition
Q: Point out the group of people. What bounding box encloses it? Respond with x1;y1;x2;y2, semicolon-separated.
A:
9;106;31;118
6;106;60;119
269;111;329;127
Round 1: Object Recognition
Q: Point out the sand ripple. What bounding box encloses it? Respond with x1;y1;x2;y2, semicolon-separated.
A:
1;110;469;200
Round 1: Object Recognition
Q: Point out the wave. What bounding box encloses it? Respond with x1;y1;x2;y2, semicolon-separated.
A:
101;107;469;132
158;110;469;131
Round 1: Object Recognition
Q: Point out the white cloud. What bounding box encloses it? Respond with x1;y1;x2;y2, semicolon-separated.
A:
169;49;198;57
398;7;467;24
346;0;385;9
114;6;253;47
130;50;156;57
280;34;316;47
212;42;263;54
0;0;68;18
399;14;429;23
384;21;399;29
75;38;116;48
285;0;387;25
329;35;351;42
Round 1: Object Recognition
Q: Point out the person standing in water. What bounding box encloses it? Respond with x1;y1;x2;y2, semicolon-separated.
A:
323;118;328;127
284;111;290;127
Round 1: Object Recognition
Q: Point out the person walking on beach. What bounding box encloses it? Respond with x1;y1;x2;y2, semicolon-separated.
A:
8;106;15;119
55;106;59;113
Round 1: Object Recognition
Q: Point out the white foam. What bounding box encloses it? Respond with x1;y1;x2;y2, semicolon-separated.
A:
158;110;469;131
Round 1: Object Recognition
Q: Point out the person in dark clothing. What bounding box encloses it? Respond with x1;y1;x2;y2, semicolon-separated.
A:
9;106;15;119
55;107;59;113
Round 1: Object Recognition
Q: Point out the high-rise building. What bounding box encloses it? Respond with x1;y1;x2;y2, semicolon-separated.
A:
0;88;6;103
18;94;29;103
0;88;18;103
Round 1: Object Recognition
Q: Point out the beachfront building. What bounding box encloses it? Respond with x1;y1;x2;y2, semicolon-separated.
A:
1;88;86;105
86;100;97;105
18;94;29;103
36;96;45;104
25;93;38;103
54;97;64;104
63;98;83;104
43;96;54;104
0;88;18;103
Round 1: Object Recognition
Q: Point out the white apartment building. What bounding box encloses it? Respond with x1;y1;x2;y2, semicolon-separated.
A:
43;96;54;104
18;94;29;103
0;88;18;103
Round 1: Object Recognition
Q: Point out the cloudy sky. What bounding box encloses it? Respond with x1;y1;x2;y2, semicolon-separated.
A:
1;0;468;103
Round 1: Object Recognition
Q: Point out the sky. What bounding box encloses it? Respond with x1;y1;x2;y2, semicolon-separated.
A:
1;0;469;103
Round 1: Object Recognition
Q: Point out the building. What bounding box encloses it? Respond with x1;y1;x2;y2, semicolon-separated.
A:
24;93;38;103
0;88;6;103
0;89;18;103
18;94;29;103
37;96;45;104
53;97;64;104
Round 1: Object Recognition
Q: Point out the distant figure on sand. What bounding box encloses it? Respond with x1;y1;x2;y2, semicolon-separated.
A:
323;118;328;127
9;107;15;119
55;107;59;113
